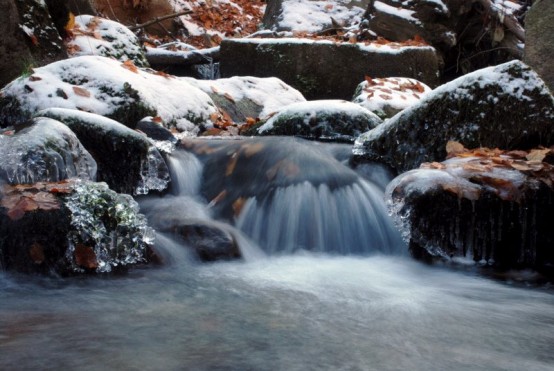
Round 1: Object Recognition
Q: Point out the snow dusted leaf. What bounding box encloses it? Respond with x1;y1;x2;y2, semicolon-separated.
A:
121;60;139;73
72;86;91;97
29;75;42;82
223;92;235;103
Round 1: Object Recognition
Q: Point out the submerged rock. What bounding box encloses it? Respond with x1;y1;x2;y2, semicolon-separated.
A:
36;108;170;195
67;15;149;68
0;117;96;185
0;180;154;275
386;146;554;274
0;55;217;132
220;38;441;100
354;61;554;172
352;77;432;119
244;100;382;143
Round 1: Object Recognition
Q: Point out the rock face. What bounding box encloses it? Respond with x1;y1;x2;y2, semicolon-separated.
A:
0;0;67;88
220;38;441;100
524;0;554;93
263;0;370;32
68;15;149;68
36;108;170;195
245;100;382;143
0;56;217;133
354;60;554;172
386;149;554;274
0;180;154;275
186;76;306;123
0;117;96;185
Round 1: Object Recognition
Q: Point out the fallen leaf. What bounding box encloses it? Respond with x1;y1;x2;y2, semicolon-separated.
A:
29;242;45;264
74;244;98;269
152;116;163;124
232;197;246;216
223;92;235;103
121;60;138;73
526;148;550;162
226;153;238;176
72;86;91;97
29;75;42;82
446;141;466;157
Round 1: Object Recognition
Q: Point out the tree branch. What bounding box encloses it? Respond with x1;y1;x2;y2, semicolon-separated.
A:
129;10;193;31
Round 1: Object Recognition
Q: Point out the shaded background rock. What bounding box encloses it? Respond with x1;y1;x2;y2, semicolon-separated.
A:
524;0;554;93
354;60;554;172
0;0;67;88
220;38;441;100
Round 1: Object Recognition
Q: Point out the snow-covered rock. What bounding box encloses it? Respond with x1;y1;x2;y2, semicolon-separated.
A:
0;56;218;133
36;108;170;195
352;77;432;119
246;100;382;143
220;38;441;100
0;117;96;185
0;180;154;275
263;0;369;32
386;151;554;272
354;60;554;172
186;76;306;123
68;15;149;68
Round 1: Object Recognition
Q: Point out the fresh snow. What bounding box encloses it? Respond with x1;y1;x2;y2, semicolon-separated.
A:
374;1;421;25
186;76;306;119
1;56;217;133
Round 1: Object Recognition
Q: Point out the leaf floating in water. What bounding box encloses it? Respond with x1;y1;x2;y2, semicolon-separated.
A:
74;244;98;269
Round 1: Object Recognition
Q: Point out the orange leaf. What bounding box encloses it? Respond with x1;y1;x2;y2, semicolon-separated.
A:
72;86;91;97
121;60;138;73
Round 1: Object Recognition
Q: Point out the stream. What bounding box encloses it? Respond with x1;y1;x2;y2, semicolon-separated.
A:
1;138;553;370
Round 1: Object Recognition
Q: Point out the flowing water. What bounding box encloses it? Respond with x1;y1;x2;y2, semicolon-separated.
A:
1;138;553;370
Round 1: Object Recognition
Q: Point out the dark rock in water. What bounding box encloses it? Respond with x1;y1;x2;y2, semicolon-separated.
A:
524;0;554;93
0;117;96;184
243;100;382;143
137;117;177;143
0;0;67;88
386;151;554;274
171;221;240;262
219;38;441;100
180;137;403;255
0;180;154;275
354;60;554;172
36;108;170;195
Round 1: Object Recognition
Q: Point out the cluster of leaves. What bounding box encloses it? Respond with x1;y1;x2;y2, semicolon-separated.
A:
362;76;427;101
420;141;554;201
0;181;74;221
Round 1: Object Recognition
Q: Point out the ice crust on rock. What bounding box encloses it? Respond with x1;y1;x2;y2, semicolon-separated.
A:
0;117;96;184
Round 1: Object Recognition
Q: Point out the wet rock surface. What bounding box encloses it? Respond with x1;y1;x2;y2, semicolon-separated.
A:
524;0;554;93
386;145;554;275
354;60;554;172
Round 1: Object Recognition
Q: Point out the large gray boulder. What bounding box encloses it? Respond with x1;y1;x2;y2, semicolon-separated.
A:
354;60;554;172
220;38;441;100
524;0;554;93
0;0;67;88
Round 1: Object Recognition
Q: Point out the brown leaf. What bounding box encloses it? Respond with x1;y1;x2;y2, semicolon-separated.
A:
226;153;238;176
152;116;163;123
223;92;235;103
241;142;264;157
29;75;42;82
74;244;98;269
209;190;227;206
506;150;528;159
72;86;91;97
510;161;532;171
232;197;246;217
121;60;138;73
446;141;466;157
526;148;550;162
29;242;45;264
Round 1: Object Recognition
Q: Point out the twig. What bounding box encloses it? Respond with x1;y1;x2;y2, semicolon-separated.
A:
129;10;193;31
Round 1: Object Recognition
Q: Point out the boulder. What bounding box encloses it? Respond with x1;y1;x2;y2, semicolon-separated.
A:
220;38;441;100
524;0;554;93
352;77;432;119
0;180;154;275
353;60;554;172
0;0;67;88
186;76;306;123
244;100;382;143
136;117;177;143
0;117;96;185
263;0;370;32
67;15;149;68
36;108;170;195
386;147;554;274
0;55;217;132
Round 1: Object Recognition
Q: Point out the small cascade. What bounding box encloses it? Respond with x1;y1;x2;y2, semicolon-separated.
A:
167;149;204;196
235;179;404;255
